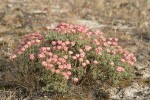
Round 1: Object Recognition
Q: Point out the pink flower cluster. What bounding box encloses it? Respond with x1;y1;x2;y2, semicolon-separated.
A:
10;33;44;60
38;46;73;80
84;45;92;51
54;23;137;72
10;22;137;84
29;54;35;60
51;40;75;51
71;48;89;67
54;22;89;34
111;45;137;66
37;41;99;82
116;66;125;72
91;35;136;70
54;23;136;73
71;48;99;67
120;51;136;66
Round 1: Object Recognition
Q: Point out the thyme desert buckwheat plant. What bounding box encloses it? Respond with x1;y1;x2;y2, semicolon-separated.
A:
9;22;136;93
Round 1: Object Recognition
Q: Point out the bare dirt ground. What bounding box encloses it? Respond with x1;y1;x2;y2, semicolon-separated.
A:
0;0;150;99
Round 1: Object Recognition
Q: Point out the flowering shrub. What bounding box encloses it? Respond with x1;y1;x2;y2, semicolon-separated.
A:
9;22;136;93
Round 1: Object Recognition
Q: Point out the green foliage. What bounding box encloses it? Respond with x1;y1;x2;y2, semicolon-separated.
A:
40;70;69;93
8;23;136;93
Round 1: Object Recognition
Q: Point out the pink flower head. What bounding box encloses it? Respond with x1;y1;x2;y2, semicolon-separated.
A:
63;46;68;51
98;47;102;50
57;40;62;44
64;75;69;80
17;51;23;55
95;41;100;46
79;36;83;40
58;65;63;69
61;42;66;46
55;69;60;74
63;55;68;59
24;45;29;49
80;53;85;58
95;48;99;53
41;47;46;51
38;53;45;59
51;41;57;45
35;39;41;43
50;68;55;73
73;77;79;83
103;42;108;47
106;48;110;53
21;47;26;52
98;52;102;55
53;46;56;50
121;59;126;63
94;39;98;43
86;32;92;37
31;40;36;44
128;61;135;66
62;72;69;80
63;64;67;69
108;38;113;41
48;52;53;56
46;47;51;51
116;66;125;72
71;41;75;46
107;41;111;45
20;42;25;46
72;56;77;60
27;42;32;46
114;38;118;42
93;60;98;65
66;64;71;70
52;58;58;62
60;58;66;63
111;50;116;55
112;42;118;46
79;58;83;62
57;61;61;65
65;41;70;45
66;71;72;76
79;49;83;53
57;45;62;50
101;36;106;41
53;54;58;59
41;61;47;67
29;54;35;60
69;51;73;55
47;64;53;68
110;62;114;66
10;54;17;60
71;29;76;33
84;45;92;51
85;60;90;65
62;72;66;76
82;63;86;67
75;54;80;58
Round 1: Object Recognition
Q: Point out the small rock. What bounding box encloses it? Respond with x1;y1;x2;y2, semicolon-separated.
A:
141;68;150;79
109;82;150;99
76;19;107;29
136;54;149;70
30;10;47;15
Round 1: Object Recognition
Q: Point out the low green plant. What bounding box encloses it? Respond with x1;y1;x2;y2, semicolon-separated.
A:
9;22;136;93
